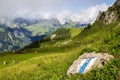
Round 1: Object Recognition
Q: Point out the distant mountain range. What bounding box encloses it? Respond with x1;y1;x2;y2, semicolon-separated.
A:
0;17;87;52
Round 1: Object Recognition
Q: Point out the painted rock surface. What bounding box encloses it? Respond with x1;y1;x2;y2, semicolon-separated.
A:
67;52;114;76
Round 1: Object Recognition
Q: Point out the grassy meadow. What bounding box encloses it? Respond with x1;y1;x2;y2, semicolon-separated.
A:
0;21;120;80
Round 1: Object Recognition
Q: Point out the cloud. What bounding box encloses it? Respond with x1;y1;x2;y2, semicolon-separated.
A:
0;0;109;24
56;10;73;24
70;3;109;24
17;3;109;24
56;3;109;24
0;0;113;18
0;0;62;17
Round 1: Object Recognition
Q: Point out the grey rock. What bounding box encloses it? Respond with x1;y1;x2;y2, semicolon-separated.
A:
96;0;120;24
67;52;114;76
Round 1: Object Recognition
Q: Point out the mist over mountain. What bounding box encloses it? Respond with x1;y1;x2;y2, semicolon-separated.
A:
0;0;116;52
0;0;120;80
0;0;114;24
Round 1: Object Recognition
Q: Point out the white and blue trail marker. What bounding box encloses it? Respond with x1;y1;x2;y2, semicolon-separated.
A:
76;57;97;74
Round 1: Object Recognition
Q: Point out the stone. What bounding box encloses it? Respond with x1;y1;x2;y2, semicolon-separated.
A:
96;0;120;24
3;61;7;65
67;52;114;76
51;34;56;40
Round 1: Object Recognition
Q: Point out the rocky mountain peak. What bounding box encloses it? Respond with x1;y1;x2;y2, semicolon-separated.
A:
96;0;120;24
115;0;120;5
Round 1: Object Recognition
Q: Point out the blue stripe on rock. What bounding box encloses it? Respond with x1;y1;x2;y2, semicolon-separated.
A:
79;57;94;74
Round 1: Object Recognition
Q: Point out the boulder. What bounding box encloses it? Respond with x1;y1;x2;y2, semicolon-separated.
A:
51;34;56;40
67;52;114;76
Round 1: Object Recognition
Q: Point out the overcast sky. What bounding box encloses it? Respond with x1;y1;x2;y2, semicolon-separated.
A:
0;0;116;24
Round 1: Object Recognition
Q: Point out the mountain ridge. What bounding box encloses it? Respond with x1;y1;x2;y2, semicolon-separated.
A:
96;0;120;24
0;0;120;79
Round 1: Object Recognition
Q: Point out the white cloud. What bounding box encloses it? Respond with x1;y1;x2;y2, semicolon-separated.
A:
56;10;72;24
69;3;109;24
46;3;109;24
15;3;109;24
0;0;114;20
0;0;62;17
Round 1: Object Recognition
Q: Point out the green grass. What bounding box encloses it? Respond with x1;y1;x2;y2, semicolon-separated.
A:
25;23;48;36
0;21;120;80
0;52;43;68
25;23;56;36
0;47;84;80
70;28;83;38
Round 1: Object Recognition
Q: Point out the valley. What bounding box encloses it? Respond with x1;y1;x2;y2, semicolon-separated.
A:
0;0;120;80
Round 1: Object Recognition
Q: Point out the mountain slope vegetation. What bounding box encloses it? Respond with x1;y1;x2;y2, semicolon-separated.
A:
0;20;119;80
0;0;120;80
0;18;83;52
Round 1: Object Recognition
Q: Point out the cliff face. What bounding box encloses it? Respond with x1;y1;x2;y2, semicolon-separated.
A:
96;0;120;24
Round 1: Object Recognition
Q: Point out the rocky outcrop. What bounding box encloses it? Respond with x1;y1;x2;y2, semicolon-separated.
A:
50;34;56;40
115;0;120;6
96;0;120;24
67;52;114;76
97;11;118;24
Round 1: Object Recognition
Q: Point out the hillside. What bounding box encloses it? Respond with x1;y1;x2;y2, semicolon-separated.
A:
96;0;120;24
0;18;84;52
0;24;32;52
0;0;120;80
